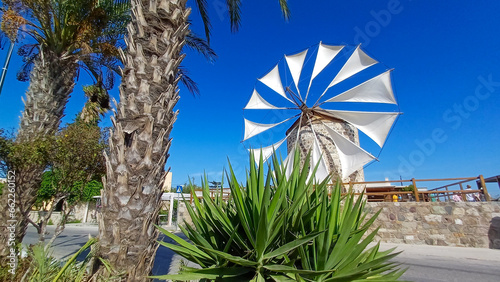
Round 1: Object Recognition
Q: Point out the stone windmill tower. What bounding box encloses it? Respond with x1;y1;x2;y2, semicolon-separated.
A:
286;113;365;183
242;42;400;185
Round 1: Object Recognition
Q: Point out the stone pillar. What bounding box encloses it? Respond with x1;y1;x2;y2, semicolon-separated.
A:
286;117;365;187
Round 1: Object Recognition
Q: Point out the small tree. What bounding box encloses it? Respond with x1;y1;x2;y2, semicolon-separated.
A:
28;121;106;246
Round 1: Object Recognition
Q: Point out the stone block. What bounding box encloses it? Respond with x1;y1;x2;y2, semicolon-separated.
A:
453;207;465;216
479;217;492;226
410;206;417;213
466;208;479;217
454;218;463;225
377;213;389;222
425;238;434;245
463;217;478;226
436;239;448;246
463;226;477;234
424;214;442;223
397;214;406;221
448;224;460;232
444;206;453;215
442;216;453;223
480;204;494;213
432;206;447;215
429;234;446;240
402;221;417;229
417;207;430;214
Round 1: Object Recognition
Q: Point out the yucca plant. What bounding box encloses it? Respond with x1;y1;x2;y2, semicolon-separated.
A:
154;150;406;281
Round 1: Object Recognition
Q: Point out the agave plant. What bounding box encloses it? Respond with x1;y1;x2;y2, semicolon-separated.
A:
154;150;406;281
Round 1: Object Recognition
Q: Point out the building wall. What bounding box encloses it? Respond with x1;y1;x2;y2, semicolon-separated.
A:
162;171;173;192
286;118;365;185
365;202;500;248
29;202;98;225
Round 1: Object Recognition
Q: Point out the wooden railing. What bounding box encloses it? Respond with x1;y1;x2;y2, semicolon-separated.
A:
337;175;491;202
189;175;492;203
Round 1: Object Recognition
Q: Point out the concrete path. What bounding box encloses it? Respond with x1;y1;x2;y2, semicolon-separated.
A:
23;224;500;281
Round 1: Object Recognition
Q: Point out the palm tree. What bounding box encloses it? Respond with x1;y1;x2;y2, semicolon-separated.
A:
0;0;128;261
95;0;290;280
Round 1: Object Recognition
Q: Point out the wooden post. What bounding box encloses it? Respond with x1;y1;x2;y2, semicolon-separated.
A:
459;184;467;201
412;178;419;202
479;175;491;201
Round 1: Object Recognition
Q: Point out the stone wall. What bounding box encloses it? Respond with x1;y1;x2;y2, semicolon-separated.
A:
365;202;500;248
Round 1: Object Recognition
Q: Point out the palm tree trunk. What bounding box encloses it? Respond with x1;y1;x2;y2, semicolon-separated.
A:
96;0;190;280
0;48;77;262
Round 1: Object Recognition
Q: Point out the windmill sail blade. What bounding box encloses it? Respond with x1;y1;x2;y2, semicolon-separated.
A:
306;43;344;100
323;123;376;179
308;136;330;184
249;138;286;164
285;49;308;95
321;110;399;147
324;70;396;104
244;89;286;110
327;45;378;89
258;64;294;104
283;149;295;179
311;43;344;81
243;117;293;141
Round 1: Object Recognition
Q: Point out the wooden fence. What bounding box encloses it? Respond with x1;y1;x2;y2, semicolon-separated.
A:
189;175;492;203
336;175;491;203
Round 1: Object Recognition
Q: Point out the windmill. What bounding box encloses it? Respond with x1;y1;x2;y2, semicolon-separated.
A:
242;42;400;184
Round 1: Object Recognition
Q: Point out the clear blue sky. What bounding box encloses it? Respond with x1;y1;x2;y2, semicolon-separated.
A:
1;0;499;195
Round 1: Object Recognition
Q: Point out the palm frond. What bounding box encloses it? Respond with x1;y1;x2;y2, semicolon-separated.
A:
178;66;200;96
194;0;212;43
185;31;217;63
278;0;291;20
225;0;242;32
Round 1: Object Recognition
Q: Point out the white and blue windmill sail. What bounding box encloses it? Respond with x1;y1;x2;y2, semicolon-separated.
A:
317;45;378;102
284;49;308;96
324;70;396;104
249;137;287;165
305;43;344;102
244;89;287;110
257;63;294;104
320;109;399;148
319;69;399;148
307;135;330;184
282;146;295;179
243;117;295;142
323;123;376;179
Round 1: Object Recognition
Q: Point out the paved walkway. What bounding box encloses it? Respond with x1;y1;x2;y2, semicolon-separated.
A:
24;224;500;281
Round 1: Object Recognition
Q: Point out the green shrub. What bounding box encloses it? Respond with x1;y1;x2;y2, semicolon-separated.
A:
67;219;82;224
12;238;97;282
402;185;414;192
155;150;405;281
